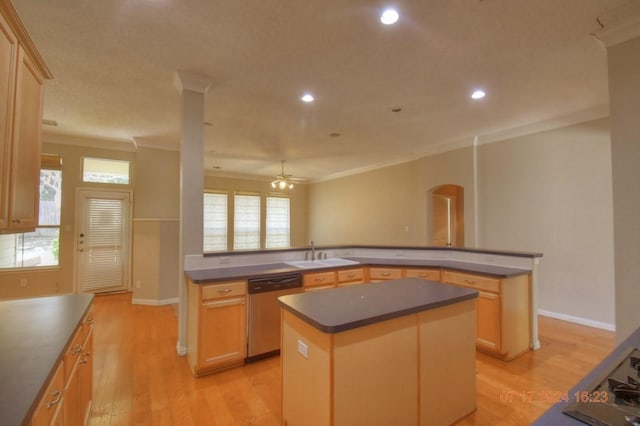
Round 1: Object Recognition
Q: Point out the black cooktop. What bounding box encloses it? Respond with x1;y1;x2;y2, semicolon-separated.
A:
564;348;640;426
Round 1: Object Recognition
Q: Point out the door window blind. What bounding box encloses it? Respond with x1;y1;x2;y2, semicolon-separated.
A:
265;196;290;248
203;192;228;252
81;198;125;291
233;193;260;250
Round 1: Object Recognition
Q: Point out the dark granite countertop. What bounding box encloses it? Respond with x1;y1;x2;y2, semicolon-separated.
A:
533;325;640;425
186;257;531;284
277;278;478;333
0;294;94;426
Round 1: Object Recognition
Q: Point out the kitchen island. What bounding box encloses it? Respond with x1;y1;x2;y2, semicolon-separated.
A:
278;278;478;426
0;294;94;426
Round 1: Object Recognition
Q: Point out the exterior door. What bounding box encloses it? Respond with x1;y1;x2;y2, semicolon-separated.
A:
76;189;131;293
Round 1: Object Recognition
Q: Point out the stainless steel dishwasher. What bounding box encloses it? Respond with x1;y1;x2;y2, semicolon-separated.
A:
247;273;303;361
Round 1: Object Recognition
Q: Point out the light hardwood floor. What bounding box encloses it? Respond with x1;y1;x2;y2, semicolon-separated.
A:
89;292;615;426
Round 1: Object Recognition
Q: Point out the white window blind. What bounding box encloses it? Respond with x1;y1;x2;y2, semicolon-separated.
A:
81;198;125;292
233;193;261;250
203;192;228;252
266;196;290;248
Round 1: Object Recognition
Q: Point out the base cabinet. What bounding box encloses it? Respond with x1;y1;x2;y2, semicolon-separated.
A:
441;270;530;360
187;279;247;375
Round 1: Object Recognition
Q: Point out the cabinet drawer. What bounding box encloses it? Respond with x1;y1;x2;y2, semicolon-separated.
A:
31;360;64;426
304;271;336;288
404;268;441;281
63;327;83;383
368;267;402;280
201;281;247;301
442;270;500;293
337;268;364;283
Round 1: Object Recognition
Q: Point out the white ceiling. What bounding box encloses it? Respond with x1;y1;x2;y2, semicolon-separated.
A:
12;0;626;182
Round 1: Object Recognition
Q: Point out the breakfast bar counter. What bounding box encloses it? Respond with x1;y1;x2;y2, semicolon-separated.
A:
278;278;478;426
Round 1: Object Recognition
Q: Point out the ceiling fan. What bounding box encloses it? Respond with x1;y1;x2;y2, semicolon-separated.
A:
271;160;299;190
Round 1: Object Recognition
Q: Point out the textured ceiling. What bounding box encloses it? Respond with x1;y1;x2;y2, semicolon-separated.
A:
12;0;626;182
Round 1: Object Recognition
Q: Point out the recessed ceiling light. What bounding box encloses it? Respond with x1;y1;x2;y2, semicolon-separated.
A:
380;8;399;25
471;90;486;100
301;93;314;103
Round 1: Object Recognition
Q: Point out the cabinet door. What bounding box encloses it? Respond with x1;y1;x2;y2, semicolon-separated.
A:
199;297;246;370
0;12;17;229
8;46;42;231
476;291;501;352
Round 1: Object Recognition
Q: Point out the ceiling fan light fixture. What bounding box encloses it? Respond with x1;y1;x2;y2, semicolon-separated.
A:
272;160;295;190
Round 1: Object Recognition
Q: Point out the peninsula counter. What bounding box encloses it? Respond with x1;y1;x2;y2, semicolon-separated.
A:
278;278;478;426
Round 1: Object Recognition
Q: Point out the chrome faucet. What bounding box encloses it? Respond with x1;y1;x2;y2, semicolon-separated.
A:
310;240;315;261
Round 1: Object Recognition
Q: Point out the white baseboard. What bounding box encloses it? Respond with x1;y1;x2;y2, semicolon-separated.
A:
538;309;615;332
176;342;187;356
131;297;179;306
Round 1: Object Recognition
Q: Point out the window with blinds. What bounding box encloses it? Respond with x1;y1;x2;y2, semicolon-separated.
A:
203;192;228;252
0;155;62;269
266;196;290;248
233;193;261;250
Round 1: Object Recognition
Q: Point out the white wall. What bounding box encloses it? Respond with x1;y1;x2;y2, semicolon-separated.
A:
608;35;640;341
478;118;614;327
308;119;616;328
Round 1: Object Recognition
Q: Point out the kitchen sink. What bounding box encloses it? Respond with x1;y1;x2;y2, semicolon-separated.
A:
285;258;359;269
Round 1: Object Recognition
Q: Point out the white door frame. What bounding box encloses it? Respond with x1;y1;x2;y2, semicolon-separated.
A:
73;187;133;294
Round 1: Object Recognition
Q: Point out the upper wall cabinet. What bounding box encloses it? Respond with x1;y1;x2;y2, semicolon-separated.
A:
0;2;51;232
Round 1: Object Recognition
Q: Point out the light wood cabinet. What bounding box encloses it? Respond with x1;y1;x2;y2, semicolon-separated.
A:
368;267;402;282
187;279;247;375
337;268;365;287
62;308;94;426
404;267;441;281
0;2;51;232
441;270;530;360
31;360;64;426
303;270;336;291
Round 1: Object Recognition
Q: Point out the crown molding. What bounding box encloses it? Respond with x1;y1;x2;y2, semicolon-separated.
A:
42;131;136;152
591;1;640;48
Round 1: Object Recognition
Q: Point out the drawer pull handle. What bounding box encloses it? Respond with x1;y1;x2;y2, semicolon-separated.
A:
46;391;62;408
381;272;390;277
72;344;82;355
218;288;232;294
464;279;476;284
11;219;21;224
315;277;325;282
87;318;95;325
347;274;355;278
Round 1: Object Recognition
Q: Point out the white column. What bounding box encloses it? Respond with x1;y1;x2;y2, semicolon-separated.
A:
174;71;211;354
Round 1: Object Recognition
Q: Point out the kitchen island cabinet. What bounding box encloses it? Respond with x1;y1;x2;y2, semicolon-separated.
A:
278;278;478;426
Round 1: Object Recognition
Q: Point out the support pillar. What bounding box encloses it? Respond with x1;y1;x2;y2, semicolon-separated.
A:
174;71;211;354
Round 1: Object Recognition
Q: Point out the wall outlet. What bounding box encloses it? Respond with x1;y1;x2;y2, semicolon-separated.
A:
19;279;27;288
297;339;309;359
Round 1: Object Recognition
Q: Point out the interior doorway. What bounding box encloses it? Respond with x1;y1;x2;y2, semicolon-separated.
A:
430;184;464;247
75;189;131;293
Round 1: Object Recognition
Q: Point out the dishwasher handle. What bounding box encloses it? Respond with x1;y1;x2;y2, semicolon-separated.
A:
248;274;302;293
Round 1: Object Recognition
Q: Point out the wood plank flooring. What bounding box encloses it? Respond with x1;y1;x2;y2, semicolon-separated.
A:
89;292;615;426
